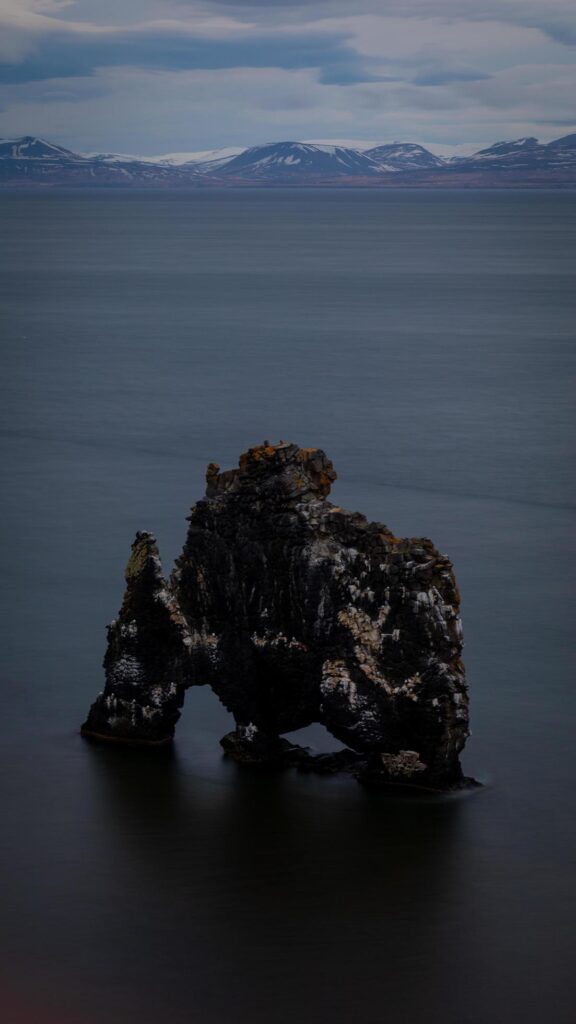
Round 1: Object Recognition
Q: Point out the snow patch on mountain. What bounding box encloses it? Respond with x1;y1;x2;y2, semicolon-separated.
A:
82;147;245;167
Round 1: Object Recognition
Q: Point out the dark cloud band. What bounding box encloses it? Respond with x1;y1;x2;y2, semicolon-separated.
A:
0;27;383;85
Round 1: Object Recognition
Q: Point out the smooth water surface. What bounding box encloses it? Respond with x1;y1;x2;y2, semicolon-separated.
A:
1;189;575;1023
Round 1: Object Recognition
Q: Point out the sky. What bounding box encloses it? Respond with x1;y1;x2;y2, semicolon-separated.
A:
0;0;575;154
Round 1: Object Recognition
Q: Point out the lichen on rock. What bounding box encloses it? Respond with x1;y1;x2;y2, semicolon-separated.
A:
81;442;472;788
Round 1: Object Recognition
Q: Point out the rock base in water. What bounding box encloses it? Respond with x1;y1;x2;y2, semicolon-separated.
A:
220;732;478;792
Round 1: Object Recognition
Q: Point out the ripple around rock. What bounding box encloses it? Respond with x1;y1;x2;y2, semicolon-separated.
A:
81;441;473;790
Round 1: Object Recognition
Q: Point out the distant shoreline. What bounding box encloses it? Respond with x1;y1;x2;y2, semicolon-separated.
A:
3;181;576;191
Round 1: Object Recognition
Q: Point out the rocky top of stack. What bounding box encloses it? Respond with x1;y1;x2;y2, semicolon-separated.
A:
205;441;337;502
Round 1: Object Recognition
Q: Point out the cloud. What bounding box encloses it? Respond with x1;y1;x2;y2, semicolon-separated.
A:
0;9;391;87
537;19;576;46
413;69;492;86
0;0;574;149
200;0;576;43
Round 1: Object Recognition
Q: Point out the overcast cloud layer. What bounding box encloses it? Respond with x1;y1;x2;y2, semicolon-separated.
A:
0;0;575;152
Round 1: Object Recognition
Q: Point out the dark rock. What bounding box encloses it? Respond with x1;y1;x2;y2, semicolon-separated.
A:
82;442;472;789
81;532;189;744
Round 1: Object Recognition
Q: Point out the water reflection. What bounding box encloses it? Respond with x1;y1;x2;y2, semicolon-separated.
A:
84;740;469;1023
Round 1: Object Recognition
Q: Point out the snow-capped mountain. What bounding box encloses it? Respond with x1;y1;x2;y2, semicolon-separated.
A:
209;141;383;179
452;135;576;173
0;136;79;161
364;143;446;171
0;136;203;185
545;133;576;167
469;137;541;158
458;137;542;167
1;133;575;187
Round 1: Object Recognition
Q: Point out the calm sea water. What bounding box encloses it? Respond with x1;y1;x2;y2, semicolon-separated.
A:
1;189;575;1024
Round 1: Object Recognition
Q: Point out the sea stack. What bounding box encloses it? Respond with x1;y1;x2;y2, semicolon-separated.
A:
82;442;470;788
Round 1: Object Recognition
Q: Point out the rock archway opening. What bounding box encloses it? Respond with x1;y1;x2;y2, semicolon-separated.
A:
283;721;347;755
175;683;234;750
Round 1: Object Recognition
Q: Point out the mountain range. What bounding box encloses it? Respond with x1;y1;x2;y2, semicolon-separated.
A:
1;134;575;187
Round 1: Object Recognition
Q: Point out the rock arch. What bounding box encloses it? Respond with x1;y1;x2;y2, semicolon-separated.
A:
81;442;470;788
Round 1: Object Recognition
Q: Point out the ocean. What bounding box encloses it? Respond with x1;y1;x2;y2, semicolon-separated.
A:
1;187;575;1023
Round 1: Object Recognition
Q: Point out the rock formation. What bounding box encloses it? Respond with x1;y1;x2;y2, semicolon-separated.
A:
82;442;471;789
